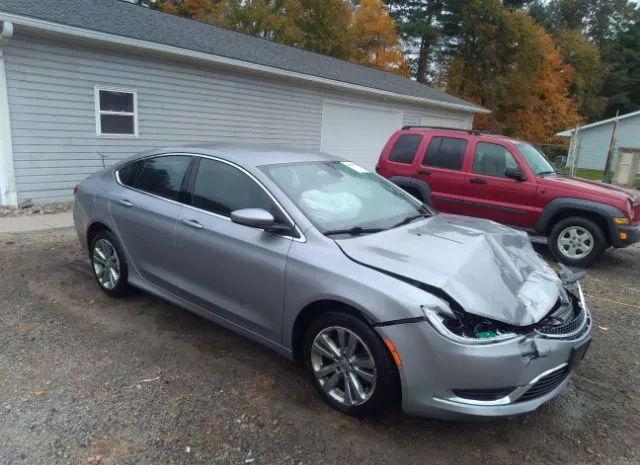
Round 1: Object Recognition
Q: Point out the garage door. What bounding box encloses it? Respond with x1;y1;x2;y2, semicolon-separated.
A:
321;101;403;170
421;114;470;129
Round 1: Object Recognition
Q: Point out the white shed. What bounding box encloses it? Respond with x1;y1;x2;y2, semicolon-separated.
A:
557;110;640;176
0;0;485;206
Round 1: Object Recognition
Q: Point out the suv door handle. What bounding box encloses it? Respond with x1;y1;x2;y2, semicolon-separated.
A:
418;170;430;176
181;218;204;229
469;178;487;184
116;198;133;207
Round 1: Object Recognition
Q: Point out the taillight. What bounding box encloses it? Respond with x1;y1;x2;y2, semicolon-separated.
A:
73;185;78;195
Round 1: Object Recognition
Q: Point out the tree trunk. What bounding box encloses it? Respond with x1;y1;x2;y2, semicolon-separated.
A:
416;35;430;83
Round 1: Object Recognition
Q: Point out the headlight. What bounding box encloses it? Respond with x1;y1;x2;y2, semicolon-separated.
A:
627;200;634;222
421;306;523;345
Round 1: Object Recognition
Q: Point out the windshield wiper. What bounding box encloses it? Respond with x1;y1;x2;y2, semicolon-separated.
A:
537;169;566;177
324;226;386;237
390;212;431;229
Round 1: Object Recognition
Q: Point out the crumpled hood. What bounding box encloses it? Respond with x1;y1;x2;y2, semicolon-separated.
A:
336;214;563;326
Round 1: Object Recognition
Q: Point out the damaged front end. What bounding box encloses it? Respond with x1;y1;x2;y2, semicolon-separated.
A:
422;263;590;345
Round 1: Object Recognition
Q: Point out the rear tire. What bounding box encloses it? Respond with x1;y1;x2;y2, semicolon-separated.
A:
548;217;607;267
90;230;132;297
303;311;399;417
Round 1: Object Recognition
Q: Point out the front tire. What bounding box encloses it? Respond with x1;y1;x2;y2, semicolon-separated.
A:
90;230;132;297
548;217;607;267
303;311;398;417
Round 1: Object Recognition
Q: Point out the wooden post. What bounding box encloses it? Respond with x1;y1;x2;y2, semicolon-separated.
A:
602;111;620;183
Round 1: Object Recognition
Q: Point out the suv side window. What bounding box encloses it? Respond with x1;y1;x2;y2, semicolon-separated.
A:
191;158;281;221
472;142;519;178
388;134;423;164
118;155;191;201
422;136;467;170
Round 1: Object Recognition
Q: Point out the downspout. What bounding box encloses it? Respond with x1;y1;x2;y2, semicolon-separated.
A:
0;20;17;206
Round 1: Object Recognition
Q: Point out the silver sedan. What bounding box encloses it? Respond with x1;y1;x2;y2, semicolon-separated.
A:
73;143;592;419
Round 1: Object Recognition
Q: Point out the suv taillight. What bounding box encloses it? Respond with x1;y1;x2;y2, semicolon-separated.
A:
73;185;78;195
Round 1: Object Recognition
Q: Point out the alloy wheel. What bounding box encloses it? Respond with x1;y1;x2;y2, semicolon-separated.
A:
557;225;594;259
92;238;121;290
310;326;377;406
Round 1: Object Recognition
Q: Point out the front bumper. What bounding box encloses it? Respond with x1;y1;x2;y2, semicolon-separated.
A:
376;298;592;420
612;223;640;248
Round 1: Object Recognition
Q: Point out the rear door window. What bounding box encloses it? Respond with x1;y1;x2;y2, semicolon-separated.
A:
422;136;468;170
119;155;192;201
388;134;423;164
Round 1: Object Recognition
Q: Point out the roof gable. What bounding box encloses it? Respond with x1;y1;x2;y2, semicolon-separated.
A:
0;0;486;113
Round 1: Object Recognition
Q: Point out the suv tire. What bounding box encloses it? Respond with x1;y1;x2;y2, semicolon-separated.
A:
548;216;607;267
303;311;398;417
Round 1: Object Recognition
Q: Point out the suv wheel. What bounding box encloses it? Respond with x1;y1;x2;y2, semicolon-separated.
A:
548;217;607;267
303;312;398;417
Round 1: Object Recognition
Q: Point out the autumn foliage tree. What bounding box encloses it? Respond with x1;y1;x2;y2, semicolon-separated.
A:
157;1;409;71
351;0;410;76
447;0;579;142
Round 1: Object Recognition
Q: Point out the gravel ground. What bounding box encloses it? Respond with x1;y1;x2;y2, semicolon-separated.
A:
0;229;639;465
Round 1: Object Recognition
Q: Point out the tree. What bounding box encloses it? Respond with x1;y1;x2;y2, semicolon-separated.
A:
554;29;606;120
158;0;353;59
297;0;354;59
587;0;639;46
384;1;443;83
352;0;410;75
528;0;638;46
600;20;640;117
499;11;579;142
446;0;579;142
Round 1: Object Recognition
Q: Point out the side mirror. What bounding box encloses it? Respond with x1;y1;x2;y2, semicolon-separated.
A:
505;167;526;181
231;208;276;228
230;208;292;233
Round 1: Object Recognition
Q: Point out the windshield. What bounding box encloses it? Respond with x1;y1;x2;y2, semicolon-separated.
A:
516;143;555;175
262;161;425;234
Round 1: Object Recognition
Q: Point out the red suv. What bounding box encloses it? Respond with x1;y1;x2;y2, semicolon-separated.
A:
376;126;640;267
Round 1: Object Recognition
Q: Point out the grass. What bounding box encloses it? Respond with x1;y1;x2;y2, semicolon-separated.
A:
555;165;640;188
556;166;605;180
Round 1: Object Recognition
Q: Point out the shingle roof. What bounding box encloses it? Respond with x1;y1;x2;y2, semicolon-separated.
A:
0;0;485;113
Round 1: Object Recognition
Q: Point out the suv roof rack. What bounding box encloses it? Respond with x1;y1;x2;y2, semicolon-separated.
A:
401;125;482;136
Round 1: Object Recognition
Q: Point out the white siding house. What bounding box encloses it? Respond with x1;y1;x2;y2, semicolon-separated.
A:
557;110;640;174
0;0;485;206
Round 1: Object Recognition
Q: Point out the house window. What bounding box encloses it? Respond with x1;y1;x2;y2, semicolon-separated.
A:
95;86;138;137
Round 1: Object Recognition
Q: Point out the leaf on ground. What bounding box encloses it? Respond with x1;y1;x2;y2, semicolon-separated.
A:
33;390;45;396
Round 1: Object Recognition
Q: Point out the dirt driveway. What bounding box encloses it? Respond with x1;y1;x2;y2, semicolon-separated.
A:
1;228;639;465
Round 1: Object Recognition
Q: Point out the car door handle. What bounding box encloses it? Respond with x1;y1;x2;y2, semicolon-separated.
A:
418;170;430;176
181;218;203;229
469;178;487;184
116;198;133;207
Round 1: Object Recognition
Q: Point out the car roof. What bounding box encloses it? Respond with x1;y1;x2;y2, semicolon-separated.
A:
398;127;525;145
136;142;343;167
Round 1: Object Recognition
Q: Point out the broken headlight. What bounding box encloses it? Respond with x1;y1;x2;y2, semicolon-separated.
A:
421;306;525;345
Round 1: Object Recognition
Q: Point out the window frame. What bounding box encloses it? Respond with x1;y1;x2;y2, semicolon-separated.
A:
94;85;139;138
471;141;523;179
421;135;468;171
